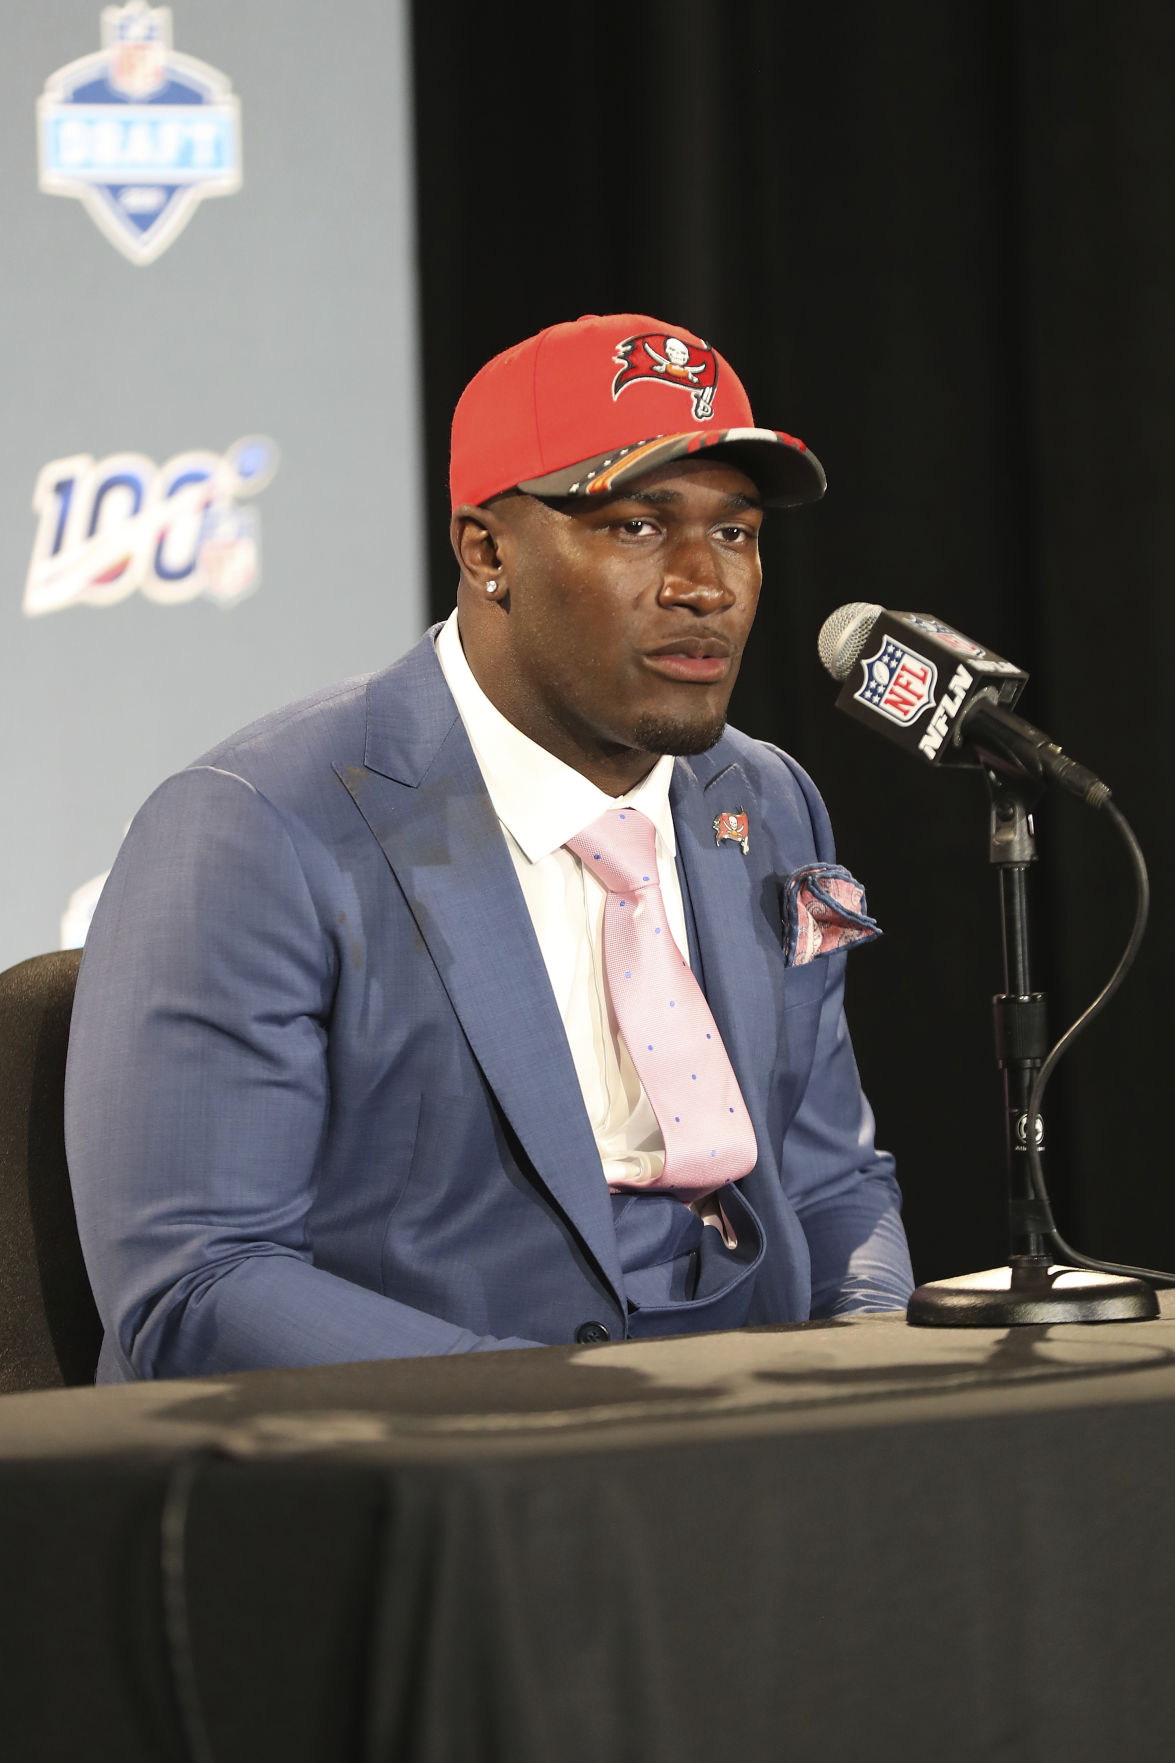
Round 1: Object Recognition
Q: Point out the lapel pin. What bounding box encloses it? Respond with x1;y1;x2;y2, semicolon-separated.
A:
713;809;749;854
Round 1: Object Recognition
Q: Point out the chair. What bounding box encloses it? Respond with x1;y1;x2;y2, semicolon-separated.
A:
0;949;102;1392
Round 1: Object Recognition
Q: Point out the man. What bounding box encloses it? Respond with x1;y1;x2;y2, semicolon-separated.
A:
65;313;913;1382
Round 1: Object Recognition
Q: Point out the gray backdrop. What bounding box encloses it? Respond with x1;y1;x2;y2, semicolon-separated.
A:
0;0;424;969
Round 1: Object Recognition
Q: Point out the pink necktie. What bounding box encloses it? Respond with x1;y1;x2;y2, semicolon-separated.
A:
565;807;757;1195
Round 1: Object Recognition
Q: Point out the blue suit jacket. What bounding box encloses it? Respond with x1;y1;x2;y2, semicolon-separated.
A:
65;631;912;1381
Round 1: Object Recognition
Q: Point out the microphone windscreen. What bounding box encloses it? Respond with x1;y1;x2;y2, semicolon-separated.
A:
817;602;883;681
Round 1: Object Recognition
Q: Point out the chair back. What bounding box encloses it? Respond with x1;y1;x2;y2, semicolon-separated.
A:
0;950;102;1391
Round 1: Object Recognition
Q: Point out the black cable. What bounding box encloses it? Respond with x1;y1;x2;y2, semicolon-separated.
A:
161;1447;223;1763
1023;796;1175;1288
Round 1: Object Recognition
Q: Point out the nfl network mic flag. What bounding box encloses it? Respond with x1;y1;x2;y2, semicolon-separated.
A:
834;611;1029;769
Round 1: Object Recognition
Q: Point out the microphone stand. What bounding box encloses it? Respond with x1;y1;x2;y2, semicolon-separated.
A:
907;761;1157;1325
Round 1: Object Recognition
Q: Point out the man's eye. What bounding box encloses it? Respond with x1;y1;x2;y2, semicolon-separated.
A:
716;524;755;543
615;517;657;537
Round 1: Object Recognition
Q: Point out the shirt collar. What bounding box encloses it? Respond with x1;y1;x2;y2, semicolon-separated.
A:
435;609;677;864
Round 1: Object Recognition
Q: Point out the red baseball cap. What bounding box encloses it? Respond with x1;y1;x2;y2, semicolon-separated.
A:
449;313;827;511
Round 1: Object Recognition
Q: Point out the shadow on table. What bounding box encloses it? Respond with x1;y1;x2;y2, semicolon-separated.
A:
742;1319;1175;1413
139;1317;1175;1455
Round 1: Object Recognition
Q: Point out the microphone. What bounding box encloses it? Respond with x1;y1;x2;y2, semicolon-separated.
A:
817;602;1108;805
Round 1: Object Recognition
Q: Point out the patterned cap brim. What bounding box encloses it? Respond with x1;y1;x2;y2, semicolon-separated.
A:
516;426;827;508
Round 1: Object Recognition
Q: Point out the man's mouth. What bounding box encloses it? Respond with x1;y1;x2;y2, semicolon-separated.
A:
642;637;733;683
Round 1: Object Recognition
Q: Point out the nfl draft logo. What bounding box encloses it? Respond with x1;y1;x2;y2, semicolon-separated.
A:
853;638;938;726
24;436;278;616
37;3;241;265
613;334;718;421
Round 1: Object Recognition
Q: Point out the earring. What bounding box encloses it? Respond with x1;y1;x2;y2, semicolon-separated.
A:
486;579;498;595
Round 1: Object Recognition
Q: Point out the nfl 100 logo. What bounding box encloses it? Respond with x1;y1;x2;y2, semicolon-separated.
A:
23;436;279;616
37;2;241;265
853;638;938;726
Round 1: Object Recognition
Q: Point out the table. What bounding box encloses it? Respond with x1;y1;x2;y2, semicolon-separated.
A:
4;1302;1175;1762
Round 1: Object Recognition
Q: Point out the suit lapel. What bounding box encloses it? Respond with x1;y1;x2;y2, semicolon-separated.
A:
671;753;782;1136
335;638;625;1307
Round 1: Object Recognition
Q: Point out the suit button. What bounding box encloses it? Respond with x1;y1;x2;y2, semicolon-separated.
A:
575;1321;611;1344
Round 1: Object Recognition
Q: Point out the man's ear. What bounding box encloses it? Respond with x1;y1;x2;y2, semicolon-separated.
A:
450;503;507;590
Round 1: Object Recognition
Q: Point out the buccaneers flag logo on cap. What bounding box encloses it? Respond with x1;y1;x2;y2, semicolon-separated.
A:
612;334;718;421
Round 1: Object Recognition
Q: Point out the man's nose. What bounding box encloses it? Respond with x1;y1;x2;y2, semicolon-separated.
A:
659;535;731;609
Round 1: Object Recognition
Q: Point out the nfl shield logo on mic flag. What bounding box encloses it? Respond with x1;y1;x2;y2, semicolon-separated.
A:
853;638;938;727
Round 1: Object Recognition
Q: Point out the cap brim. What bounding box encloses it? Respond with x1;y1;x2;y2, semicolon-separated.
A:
516;427;826;508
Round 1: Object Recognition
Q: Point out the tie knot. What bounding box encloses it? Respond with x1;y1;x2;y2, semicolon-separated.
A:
566;808;660;895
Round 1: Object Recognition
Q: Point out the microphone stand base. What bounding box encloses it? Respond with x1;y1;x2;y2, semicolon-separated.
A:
907;1259;1158;1327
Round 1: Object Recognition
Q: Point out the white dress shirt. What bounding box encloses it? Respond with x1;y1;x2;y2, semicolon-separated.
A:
436;608;690;1189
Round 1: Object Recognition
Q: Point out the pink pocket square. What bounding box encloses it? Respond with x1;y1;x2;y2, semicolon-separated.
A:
782;864;881;967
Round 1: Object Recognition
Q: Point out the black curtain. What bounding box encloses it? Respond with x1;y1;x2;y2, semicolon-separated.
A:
410;0;1175;1283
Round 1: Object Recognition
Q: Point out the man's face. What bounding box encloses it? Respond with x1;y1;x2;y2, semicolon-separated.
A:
462;457;764;791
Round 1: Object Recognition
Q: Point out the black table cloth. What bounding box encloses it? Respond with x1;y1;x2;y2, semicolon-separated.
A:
4;1302;1175;1762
